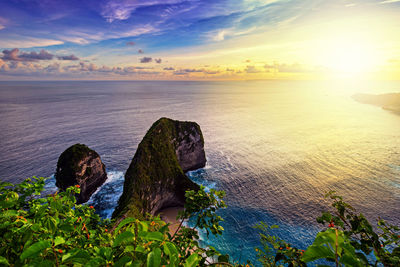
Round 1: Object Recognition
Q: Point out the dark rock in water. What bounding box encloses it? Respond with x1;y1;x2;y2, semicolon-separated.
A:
55;144;107;204
112;118;206;219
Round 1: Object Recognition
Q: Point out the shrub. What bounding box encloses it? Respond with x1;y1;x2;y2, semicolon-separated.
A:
0;178;227;266
1;178;399;267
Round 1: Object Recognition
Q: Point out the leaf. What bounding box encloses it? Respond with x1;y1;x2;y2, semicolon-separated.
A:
301;245;335;262
38;260;53;267
20;240;51;261
62;249;90;264
184;254;200;267
392;247;400;257
135;246;145;253
217;254;229;263
43;217;57;234
312;230;336;247
0;256;10;266
86;257;106;267
113;231;135;247
131;260;143;267
340;253;363;267
139;221;148;232
158;224;169;234
98;247;113;260
0;210;18;218
114;217;136;233
115;255;132;267
147;248;161;267
138;231;164;241
54;236;65;246
58;223;74;232
163;242;178;258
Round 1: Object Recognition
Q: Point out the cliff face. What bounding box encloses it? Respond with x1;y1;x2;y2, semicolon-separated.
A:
55;144;108;204
353;93;400;112
112;118;206;219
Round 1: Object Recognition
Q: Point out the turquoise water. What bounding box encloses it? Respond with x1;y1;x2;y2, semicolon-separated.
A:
1;80;399;264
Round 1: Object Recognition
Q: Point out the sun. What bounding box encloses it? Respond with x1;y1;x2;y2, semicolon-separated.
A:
325;40;379;74
313;33;382;75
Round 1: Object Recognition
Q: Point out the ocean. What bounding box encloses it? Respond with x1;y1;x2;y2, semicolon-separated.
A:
1;80;399;264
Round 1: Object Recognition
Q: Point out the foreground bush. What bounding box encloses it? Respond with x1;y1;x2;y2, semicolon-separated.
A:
255;191;400;266
0;177;228;266
1;177;399;266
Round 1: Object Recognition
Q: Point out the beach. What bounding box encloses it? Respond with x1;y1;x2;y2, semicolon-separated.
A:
159;206;184;235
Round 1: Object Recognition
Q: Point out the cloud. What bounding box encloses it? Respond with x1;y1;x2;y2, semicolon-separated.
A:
213;30;229;41
0;38;63;49
2;49;81;62
181;68;203;73
245;65;262;73
155;58;162;64
0;60;46;74
0;57;165;77
45;63;62;72
2;48;54;61
264;63;311;73
64;62;160;76
119;25;157;38
164;67;175;70
173;68;220;75
101;0;185;22
20;50;54;61
126;41;135;46
2;49;20;61
140;57;152;63
208;26;259;42
380;0;400;3
58;36;91;45
0;59;9;71
138;49;144;54
0;25;4;30
57;54;79;60
203;70;220;74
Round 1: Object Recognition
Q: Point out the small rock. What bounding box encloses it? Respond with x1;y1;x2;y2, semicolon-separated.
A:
55;144;107;203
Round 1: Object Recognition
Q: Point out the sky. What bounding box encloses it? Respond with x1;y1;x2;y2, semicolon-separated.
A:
0;0;399;80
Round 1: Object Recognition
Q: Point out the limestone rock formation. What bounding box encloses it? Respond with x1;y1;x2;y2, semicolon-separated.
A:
55;144;107;204
353;93;400;112
112;118;206;219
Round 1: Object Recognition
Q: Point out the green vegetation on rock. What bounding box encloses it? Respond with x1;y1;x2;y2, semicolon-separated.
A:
113;118;205;219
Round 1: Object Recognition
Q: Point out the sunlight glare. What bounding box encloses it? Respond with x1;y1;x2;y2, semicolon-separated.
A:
316;34;382;75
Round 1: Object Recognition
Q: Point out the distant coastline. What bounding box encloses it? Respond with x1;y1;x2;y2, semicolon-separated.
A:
352;93;400;113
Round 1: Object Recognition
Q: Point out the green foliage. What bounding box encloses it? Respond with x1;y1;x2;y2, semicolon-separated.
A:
255;191;400;267
313;191;400;266
0;177;229;266
179;186;226;236
254;223;306;267
302;228;363;266
2;177;399;267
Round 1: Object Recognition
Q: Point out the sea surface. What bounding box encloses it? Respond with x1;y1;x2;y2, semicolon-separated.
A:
1;80;399;264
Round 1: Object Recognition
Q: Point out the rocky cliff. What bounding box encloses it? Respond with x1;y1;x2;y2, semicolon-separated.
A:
353;93;400;112
55;144;108;204
112;118;206;219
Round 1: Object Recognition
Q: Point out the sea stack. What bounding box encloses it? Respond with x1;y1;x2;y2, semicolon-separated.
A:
55;144;108;204
112;117;206;219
